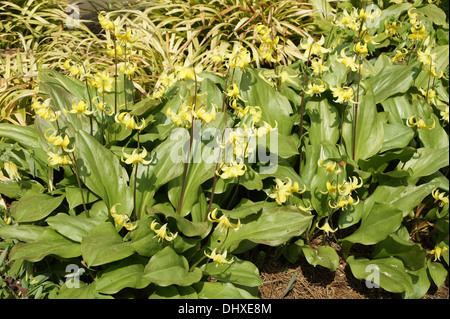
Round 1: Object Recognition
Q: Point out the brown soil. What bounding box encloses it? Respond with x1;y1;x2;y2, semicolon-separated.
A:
251;245;449;300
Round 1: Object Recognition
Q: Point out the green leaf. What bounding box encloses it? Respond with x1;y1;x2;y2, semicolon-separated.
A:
143;246;202;287
347;256;413;294
203;257;263;287
9;229;80;262
306;97;340;146
343;202;403;245
94;256;151;295
0;123;41;150
220;205;313;252
367;62;419;104
427;259;448;288
81;222;135;267
402;267;431;299
56;282;112;299
192;281;258;299
129;219;165;258
401;147;449;181
75;130;133;215
65;186;99;210
10;191;64;223
301;245;340;271
149;285;198;299
380;123;414;153
46;213;103;243
0;225;47;242
371;234;426;271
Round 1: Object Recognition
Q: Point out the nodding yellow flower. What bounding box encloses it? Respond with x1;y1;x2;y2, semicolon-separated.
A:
432;189;449;207
196;105;217;124
3;162;20;181
207;208;241;231
110;203;136;231
217;161;247;179
45;129;74;153
204;248;234;266
406;115;435;130
92;71;114;94
300;36;330;55
430;246;447;262
115;28;139;44
320;180;338;195
417;47;436;67
329;195;359;210
115;112;146;130
298;201;313;212
354;42;368;58
269;177;306;205
121;147;152;166
32;98;60;122
65;100;93;117
98;11;114;30
120;62;138;78
106;44;124;57
244;106;262;123
226;83;246;103
440;106;449;123
310;58;329;76
335;49;358;72
419;88;436;104
384;21;401;36
316;220;337;236
174;60;203;81
330;85;355;104
337;9;358;31
338;176;363;196
255;120;278;137
305;81;327;96
228;46;253;70
422;64;444;79
150;220;178;242
407;10;421;28
47;151;72;166
318;158;342;175
408;24;427;41
92;96;114;115
391;48;408;63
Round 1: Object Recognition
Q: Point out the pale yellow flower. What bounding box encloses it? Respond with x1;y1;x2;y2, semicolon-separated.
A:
269;177;306;205
217;161;247;179
316;220;337;236
406;115;435;130
305;81;327;96
335;49;358;72
207;208;241;231
432;189;449;207
151;220;178;242
3;162;20;181
65;100;93;117
408;25;427;41
121;147;152;165
391;48;408;63
115;112;146;130
300;36;330;55
204;249;234;266
330;85;355;104
47;151;72;166
45;129;74;153
430;246;448;262
318;158;342;175
110;203;136;231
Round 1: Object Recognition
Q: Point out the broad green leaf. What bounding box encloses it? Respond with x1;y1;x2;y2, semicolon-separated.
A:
56;282;112;299
359;147;415;173
46;213;103;243
143;246;202;287
10;191;64;223
0;225;47;242
367;62;419;104
306;97;340;146
129;219;165;257
403;267;431;299
418;114;449;149
0;179;44;199
371;234;426;271
65;186;99;210
301;245;340;271
342;81;384;161
413;4;447;26
343;202;403;245
347;256;413;294
81;222;135;267
427;259;448;288
380;123;414;153
202;257;263;287
401;147;449;181
219;205;313;252
381;95;412;125
192;281;258;299
75;130;133;215
9;229;80;262
0;123;41;150
94;256;151;294
149;285;198;299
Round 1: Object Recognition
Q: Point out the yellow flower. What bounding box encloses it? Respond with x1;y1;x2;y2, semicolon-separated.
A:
151;220;178;242
330;85;355;104
115;112;146;130
3;162;20;181
32;98;60;122
305;81;327;96
419;88;436;104
207;208;241;231
432;189;449;207
121;147;152;165
354;42;368;58
430;246;448;262
422;64;444;79
320;180;338;195
310;58;329;76
110;203;136;231
204;248;234;266
174;60;203;81
337;9;358;31
120;62;138;78
255;120;278;137
217;161;247;179
269;177;306;205
92;96;114;115
47;151;72;166
384;21;401;36
98;11;114;30
335;49;358;72
228;46;253;70
300;36;330;55
391;48;408;63
440;106;449;123
92;71;114;94
406;115;435;130
329;195;359;210
65;100;93;117
417;46;436;67
196;105;216;124
298;201;313;212
408;10;421;28
115;28;139;44
316;220;337;236
318;158;342;175
408;25;427;41
45;129;74;153
244;106;262;123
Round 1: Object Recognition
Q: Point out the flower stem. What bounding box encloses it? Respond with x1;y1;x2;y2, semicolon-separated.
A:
298;47;312;175
352;57;362;161
70;153;89;218
134;130;140;221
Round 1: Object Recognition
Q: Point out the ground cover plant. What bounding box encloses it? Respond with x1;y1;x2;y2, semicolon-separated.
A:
0;0;448;299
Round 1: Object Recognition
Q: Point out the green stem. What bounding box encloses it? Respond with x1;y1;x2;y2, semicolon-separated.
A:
70;153;89;218
352;57;362;161
298;46;312;175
